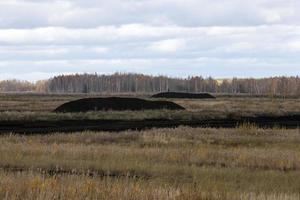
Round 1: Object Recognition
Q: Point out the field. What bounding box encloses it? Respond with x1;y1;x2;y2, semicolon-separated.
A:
0;93;300;121
1;127;300;199
0;94;300;199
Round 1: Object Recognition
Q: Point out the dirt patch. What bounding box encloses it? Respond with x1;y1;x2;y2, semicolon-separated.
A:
0;119;185;134
54;97;185;112
152;92;216;99
0;165;151;179
0;115;300;134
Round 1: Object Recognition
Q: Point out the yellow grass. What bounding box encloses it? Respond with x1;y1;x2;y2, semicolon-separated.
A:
1;127;300;199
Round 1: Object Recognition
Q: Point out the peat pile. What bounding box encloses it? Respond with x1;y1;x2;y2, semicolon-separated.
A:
152;92;216;99
54;97;185;112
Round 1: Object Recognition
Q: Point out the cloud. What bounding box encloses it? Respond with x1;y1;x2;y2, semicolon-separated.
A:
0;57;298;82
1;24;300;45
0;0;300;28
0;46;69;56
0;0;299;80
149;39;186;52
287;41;300;52
90;47;109;54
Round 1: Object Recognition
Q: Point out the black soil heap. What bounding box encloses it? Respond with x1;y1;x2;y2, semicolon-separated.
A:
54;97;185;112
152;92;216;99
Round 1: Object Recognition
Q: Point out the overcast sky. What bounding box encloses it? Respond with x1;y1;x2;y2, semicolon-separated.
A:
0;0;300;81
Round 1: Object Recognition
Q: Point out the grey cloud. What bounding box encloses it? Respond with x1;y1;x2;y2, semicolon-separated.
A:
0;57;299;82
0;0;299;80
1;0;300;28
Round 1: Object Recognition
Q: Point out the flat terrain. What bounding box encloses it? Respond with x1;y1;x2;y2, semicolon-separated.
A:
0;93;299;121
0;93;299;133
1;93;300;199
1;116;300;134
1;127;300;199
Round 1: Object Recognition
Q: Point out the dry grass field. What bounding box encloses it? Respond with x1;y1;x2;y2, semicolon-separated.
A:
1;127;300;199
0;93;300;199
0;93;299;121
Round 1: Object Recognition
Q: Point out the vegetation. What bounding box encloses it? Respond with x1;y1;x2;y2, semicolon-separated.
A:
0;93;299;121
0;79;36;92
1;73;300;96
0;93;299;199
48;73;300;96
1;127;300;199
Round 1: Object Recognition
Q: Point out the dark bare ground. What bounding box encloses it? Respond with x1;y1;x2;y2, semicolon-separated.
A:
152;92;216;99
54;97;185;112
0;115;300;134
0;165;151;179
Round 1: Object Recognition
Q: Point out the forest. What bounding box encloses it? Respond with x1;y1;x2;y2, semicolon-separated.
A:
0;73;300;96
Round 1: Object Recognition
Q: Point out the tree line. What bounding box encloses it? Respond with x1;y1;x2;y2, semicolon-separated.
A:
0;73;300;96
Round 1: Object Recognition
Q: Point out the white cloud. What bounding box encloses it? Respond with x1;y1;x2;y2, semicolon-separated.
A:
287;41;300;52
0;0;300;28
0;24;299;45
150;39;186;52
0;46;69;56
0;0;299;80
0;57;298;81
90;47;109;54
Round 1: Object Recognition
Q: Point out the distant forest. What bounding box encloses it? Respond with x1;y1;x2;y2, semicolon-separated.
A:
0;73;300;96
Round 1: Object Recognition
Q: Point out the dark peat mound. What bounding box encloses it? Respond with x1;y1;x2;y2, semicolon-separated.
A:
54;97;185;112
152;92;216;99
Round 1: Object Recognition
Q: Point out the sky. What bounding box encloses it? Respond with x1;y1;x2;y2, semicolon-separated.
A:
0;0;300;81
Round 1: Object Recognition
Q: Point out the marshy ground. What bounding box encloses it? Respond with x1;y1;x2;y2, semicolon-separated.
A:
1;127;300;199
0;93;300;199
0;93;299;120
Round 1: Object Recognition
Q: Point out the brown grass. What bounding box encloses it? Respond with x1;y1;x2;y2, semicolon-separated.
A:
0;94;299;121
1;127;300;199
1;171;300;200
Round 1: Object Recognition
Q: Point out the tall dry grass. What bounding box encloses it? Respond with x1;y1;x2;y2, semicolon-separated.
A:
1;171;299;200
1;127;300;199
